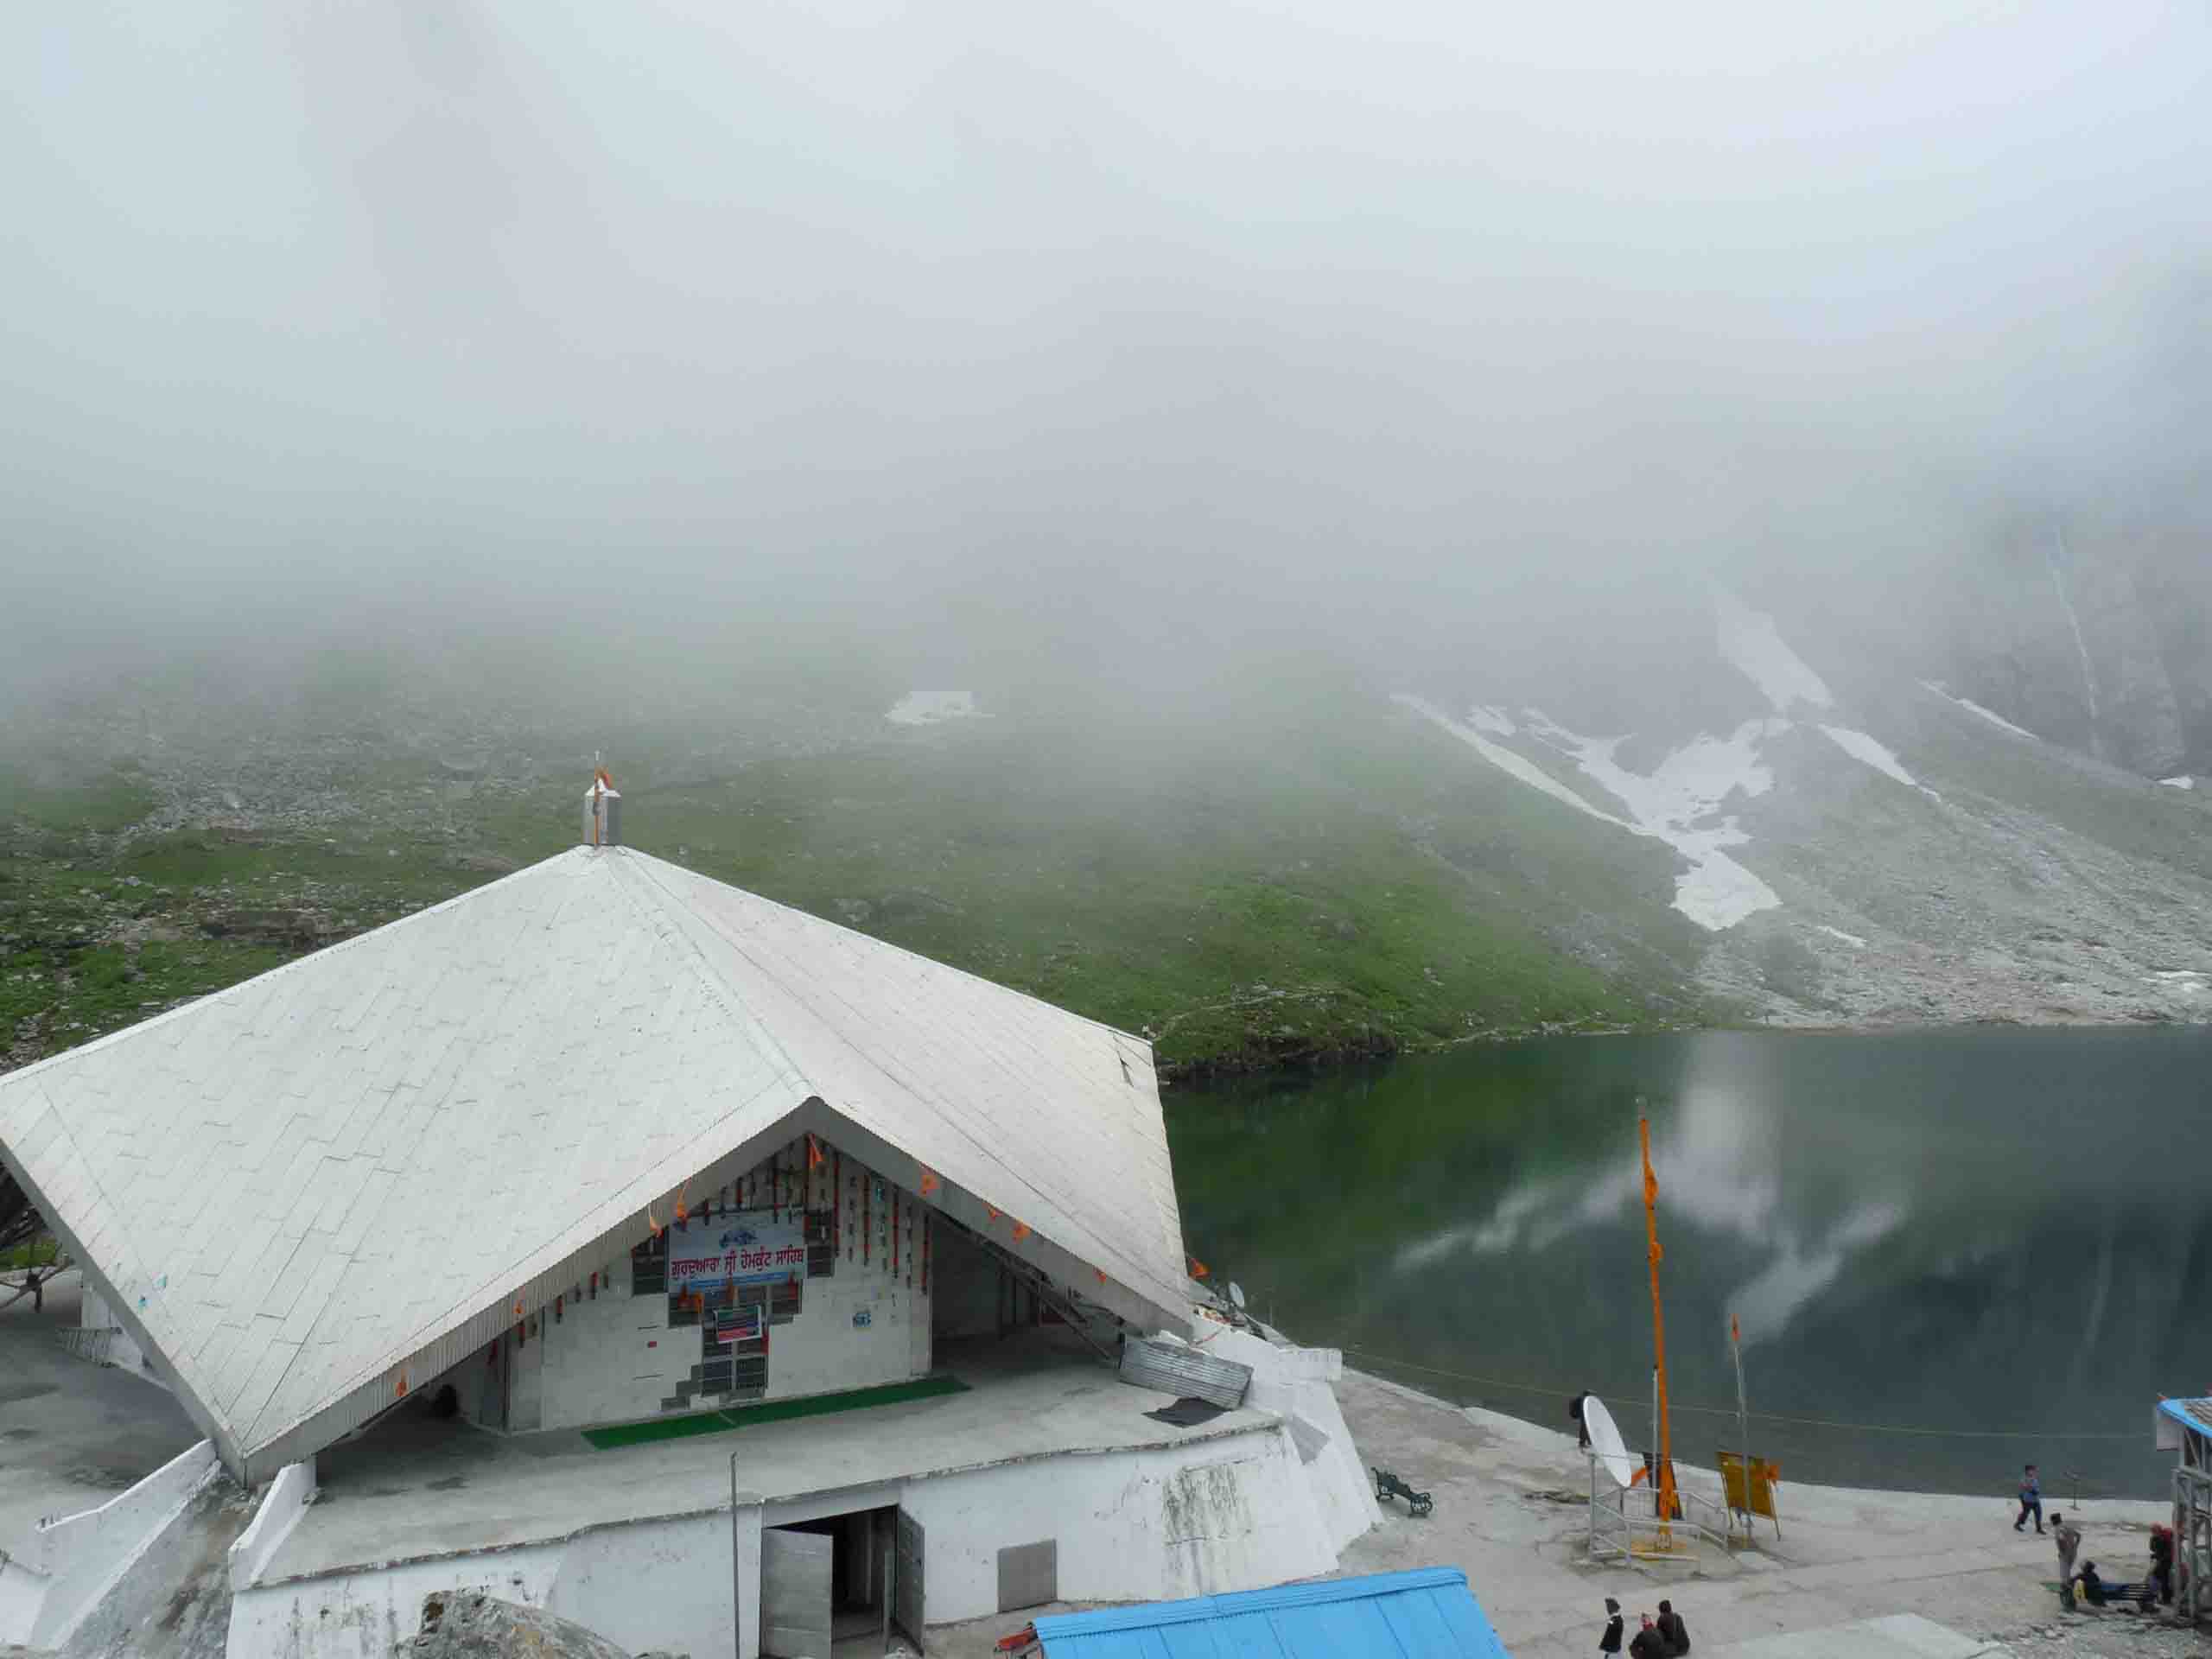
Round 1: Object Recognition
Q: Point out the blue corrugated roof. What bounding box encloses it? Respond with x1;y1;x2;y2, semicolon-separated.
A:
2158;1398;2212;1436
1032;1568;1511;1659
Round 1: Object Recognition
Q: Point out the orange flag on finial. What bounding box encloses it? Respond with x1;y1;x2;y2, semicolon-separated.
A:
1190;1256;1210;1280
1011;1219;1031;1243
1096;1268;1108;1286
807;1135;824;1168
918;1166;940;1198
985;1204;1001;1223
675;1185;690;1224
396;1370;408;1396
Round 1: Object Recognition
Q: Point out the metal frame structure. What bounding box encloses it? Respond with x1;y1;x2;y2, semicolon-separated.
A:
2158;1399;2212;1626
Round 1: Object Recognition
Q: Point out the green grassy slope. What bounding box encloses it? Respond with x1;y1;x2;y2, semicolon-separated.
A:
1;697;1715;1077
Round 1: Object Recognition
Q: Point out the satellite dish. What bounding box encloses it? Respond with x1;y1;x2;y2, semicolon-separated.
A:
1581;1394;1636;1489
1228;1282;1246;1310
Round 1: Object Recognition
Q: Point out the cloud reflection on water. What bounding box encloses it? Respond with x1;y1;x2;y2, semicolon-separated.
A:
1395;1062;1907;1344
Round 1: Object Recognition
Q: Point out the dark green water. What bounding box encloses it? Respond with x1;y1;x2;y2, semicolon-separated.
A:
1166;1027;2212;1499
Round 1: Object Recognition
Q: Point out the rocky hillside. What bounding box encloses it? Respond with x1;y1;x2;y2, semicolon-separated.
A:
1929;521;2211;782
1398;557;2212;1030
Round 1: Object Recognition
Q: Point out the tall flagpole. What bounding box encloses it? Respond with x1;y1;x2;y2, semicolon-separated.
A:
1732;1311;1751;1529
1640;1115;1676;1542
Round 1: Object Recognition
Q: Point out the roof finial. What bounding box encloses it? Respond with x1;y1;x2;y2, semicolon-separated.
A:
582;760;622;849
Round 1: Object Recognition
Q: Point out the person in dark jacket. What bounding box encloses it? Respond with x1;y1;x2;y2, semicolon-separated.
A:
1628;1614;1668;1659
1571;1392;1592;1449
1599;1597;1624;1654
2075;1560;2107;1607
1656;1599;1689;1654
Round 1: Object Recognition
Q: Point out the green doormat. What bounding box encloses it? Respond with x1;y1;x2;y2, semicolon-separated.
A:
582;1373;969;1450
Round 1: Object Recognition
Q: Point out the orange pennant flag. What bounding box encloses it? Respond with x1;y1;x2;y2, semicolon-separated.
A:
986;1205;1001;1223
1011;1219;1031;1243
918;1166;939;1198
676;1188;689;1224
1190;1256;1210;1280
396;1370;408;1397
1095;1269;1108;1286
807;1135;824;1168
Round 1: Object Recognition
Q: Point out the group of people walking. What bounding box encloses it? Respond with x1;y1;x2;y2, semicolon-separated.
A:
1597;1595;1689;1656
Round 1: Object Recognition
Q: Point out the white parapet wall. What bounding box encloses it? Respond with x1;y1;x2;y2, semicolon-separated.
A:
227;1421;1340;1659
1197;1325;1381;1553
0;1437;219;1649
228;1459;318;1592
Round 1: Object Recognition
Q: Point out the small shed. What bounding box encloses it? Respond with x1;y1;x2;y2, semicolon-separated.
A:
1031;1567;1511;1658
2156;1396;2212;1623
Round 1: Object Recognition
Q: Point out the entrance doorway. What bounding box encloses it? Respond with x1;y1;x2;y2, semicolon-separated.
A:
760;1505;924;1657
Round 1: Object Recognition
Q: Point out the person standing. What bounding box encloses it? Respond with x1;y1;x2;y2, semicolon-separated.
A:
2015;1464;2044;1534
1655;1599;1690;1654
1599;1597;1624;1654
1571;1393;1592;1450
2052;1511;2082;1611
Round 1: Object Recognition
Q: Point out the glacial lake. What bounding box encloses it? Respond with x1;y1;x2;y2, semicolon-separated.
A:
1166;1027;2212;1500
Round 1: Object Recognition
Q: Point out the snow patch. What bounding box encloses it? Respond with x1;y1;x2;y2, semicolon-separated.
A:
1816;925;1868;948
887;690;982;726
1819;725;1939;798
1466;704;1516;736
2149;969;2208;997
2160;775;2196;791
1918;680;2039;742
1392;696;1619;824
1523;709;1784;931
1715;588;1833;714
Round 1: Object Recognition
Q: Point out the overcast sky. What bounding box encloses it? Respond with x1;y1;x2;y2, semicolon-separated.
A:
3;1;2207;686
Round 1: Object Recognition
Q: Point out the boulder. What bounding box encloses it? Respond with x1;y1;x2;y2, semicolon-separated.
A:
398;1590;688;1659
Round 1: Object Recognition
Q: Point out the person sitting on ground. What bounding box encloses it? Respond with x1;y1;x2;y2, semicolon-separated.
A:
1655;1598;1690;1654
2052;1511;2082;1610
2075;1560;2107;1607
1599;1597;1624;1655
1628;1613;1669;1659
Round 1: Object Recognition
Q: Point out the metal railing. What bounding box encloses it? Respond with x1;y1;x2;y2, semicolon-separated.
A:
1586;1455;1742;1563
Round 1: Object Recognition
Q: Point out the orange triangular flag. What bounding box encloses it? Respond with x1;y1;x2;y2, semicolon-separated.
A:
918;1166;939;1198
807;1135;824;1168
1190;1256;1210;1279
1011;1219;1031;1243
1095;1269;1108;1286
986;1205;1001;1223
676;1189;689;1224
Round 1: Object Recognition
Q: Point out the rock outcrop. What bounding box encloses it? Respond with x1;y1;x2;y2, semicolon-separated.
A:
398;1592;686;1659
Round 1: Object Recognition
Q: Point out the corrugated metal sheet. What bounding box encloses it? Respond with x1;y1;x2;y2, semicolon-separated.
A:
0;847;1190;1482
1033;1567;1510;1658
1119;1337;1251;1408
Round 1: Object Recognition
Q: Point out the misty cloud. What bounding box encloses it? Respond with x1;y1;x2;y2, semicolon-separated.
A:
3;0;2207;689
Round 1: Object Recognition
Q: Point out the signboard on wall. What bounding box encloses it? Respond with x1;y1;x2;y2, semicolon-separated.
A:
667;1210;810;1296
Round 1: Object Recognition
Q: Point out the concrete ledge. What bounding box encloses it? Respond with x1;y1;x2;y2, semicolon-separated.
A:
16;1436;219;1648
228;1459;316;1592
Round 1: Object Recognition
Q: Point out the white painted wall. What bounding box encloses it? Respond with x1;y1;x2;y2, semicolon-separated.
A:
228;1539;568;1659
227;1459;317;1592
1201;1328;1380;1553
3;1438;219;1649
522;1155;936;1433
900;1422;1338;1619
76;1285;148;1376
226;1422;1339;1659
